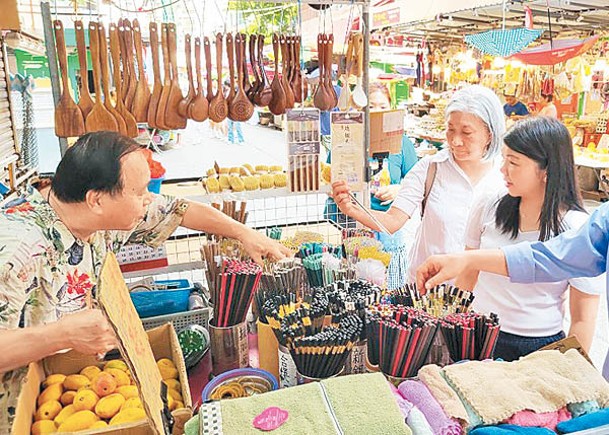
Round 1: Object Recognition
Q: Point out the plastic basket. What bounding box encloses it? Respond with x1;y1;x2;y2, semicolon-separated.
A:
130;279;193;318
141;307;212;331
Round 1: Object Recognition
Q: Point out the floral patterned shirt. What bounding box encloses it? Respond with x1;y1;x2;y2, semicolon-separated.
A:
0;187;189;431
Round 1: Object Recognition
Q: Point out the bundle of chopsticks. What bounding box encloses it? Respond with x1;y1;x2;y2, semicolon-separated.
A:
439;312;500;362
391;284;475;317
211;200;248;225
201;238;247;294
367;305;439;379
212;259;262;327
255;259;307;320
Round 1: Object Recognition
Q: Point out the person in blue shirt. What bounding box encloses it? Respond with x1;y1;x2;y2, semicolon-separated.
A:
325;82;418;288
503;93;530;118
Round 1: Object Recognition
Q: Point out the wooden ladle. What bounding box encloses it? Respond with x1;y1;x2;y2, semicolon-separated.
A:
225;33;236;109
74;20;94;119
228;32;254;122
164;23;187;129
147;22;162;128
208;33;228;122
268;34;286;115
109;23;138;137
280;34;295;110
313;33;330;111
246;34;260;103
97;22;128;136
155;23;171;130
131;19;151;122
53;19;85;137
204;36;213;103
325;33;338;108
188;37;209;122
85;21;118;133
254;34;272;107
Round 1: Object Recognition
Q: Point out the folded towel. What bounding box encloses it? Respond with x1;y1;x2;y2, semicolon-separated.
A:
470;424;556;434
442;349;609;425
505;407;571;431
184;414;198;435
556;408;609;434
418;364;470;425
567;400;600;418
407;407;434;435
398;379;463;435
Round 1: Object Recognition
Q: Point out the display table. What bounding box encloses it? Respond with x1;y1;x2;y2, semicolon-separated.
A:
575;155;609;199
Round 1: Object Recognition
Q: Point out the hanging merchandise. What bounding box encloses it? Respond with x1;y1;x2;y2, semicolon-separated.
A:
464;28;542;58
286;109;321;193
177;34;196;119
74;20;94;119
541;75;555;97
511;35;600;66
253;34;273;107
269;33;288;115
109;23;138;137
330;111;366;190
132;19;152;122
228;33;255;122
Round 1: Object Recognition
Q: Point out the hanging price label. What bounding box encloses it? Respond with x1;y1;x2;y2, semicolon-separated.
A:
331;112;365;190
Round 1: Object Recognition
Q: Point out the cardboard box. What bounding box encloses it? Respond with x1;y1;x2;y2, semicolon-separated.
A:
13;323;192;435
370;109;404;157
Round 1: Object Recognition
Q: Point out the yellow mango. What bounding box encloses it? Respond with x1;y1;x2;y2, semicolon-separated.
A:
175;401;185;410
63;374;91;391
121;397;143;411
35;400;62;421
31;420;57;434
72;389;99;412
38;383;64;407
104;368;130;387
117;385;139;400
104;360;128;372
167;395;176;411
156;358;176;369
89;421;109;429
167;388;182;402
42;374;66;389
80;366;102;381
60;391;77;406
95;393;125;419
109;407;147;425
163;379;181;393
158;365;179;381
54;404;76;426
56;410;99;432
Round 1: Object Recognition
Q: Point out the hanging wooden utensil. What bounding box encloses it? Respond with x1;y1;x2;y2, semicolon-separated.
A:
74;20;94;119
165;23;187;129
241;33;251;97
122;19;137;112
53;19;85;137
325;33;338;108
110;23;138;137
287;35;296;91
337;33;354;111
254;34;272;107
225;32;236;108
188;36;209;122
313;33;329;111
280;34;295;109
117;19;130;106
246;34;260;103
268;34;286;115
204;36;213;103
209;33;228;123
178;34;196;118
85;21;118;133
351;32;367;108
155;23;171;130
290;35;302;103
147;22;162;128
98;22;127;135
131;19;151;122
228;32;254;122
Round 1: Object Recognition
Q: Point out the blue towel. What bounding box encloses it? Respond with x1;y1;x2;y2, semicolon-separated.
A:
567;400;600;418
470;425;555;434
556;408;609;434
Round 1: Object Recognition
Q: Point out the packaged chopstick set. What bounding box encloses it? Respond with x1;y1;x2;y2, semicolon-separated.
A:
286;109;321;193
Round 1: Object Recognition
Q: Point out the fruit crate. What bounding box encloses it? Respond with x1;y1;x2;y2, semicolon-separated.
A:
141;307;212;332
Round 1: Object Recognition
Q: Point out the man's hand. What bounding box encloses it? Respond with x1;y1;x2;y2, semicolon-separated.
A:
57;309;118;355
239;227;293;265
331;181;357;216
374;184;401;204
416;254;470;293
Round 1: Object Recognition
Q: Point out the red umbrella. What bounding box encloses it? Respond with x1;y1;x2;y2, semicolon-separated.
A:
511;35;600;66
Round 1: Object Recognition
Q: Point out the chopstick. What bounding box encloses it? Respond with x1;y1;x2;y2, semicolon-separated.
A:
348;192;392;234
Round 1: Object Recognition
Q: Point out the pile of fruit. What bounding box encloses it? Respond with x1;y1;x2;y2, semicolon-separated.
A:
202;164;287;193
31;358;185;434
574;142;609;163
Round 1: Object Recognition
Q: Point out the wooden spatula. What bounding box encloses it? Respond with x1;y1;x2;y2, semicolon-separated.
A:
131;19;151;123
109;23;138;138
85;21;118;133
53;19;85;138
177;34;195;118
147;23;163;128
98;22;128;136
74;20;94;119
188;36;209;122
164;23;187;129
155;23;172;130
122;19;137;112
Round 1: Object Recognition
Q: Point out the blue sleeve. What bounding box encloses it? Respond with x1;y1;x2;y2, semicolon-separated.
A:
517;102;530;116
503;204;609;283
400;135;418;178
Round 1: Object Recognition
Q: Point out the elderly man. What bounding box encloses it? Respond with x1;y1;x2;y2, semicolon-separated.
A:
0;131;290;430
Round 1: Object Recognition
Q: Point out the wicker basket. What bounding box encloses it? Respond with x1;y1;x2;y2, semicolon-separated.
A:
141;307;212;331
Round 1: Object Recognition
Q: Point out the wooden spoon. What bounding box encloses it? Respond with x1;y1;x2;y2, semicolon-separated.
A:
177;34;196;118
97;22;127;135
337;33;354;111
254;34;272;107
208;33;228;123
246;34;260;103
351;32;367;108
225;32;236;108
155;23;171;130
122;19;137;112
110;24;138;137
228;32;254;122
268;34;286;115
290;35;302;103
131;19;151;122
325;33;338;108
147;22;162;128
280;35;295;110
85;22;118;133
188;37;209;122
53;19;85;137
74;20;94;119
313;33;329;111
165;23;187;129
204;36;213;103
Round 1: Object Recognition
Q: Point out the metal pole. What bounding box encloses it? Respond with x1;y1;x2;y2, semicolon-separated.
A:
41;1;68;156
362;0;370;207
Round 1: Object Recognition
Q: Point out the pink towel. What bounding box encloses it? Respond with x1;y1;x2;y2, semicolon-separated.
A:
398;380;463;435
505;407;572;431
391;383;415;418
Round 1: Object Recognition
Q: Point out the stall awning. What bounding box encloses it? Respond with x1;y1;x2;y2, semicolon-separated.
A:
384;0;503;27
510;35;601;66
